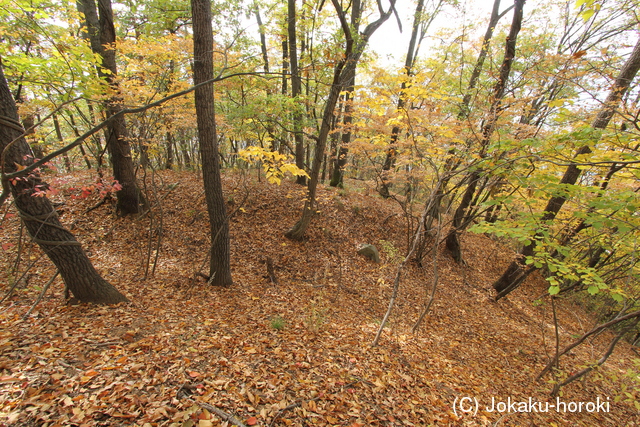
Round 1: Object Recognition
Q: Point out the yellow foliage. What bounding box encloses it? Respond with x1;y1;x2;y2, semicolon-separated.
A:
238;146;309;185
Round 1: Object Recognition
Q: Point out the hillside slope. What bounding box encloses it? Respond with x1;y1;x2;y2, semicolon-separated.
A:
0;170;637;426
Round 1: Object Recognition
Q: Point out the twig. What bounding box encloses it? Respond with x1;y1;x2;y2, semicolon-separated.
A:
550;318;639;396
551;296;560;373
265;256;279;285
137;182;179;219
57;360;81;371
268;379;362;426
188;398;247;427
1;253;45;304
22;271;59;319
537;308;640;380
372;192;433;346
83;194;112;214
412;211;443;333
188;178;250;291
269;399;316;427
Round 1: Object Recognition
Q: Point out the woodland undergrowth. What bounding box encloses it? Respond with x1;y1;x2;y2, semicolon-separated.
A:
0;170;638;426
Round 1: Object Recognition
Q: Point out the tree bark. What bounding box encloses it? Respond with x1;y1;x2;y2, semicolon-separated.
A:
52;114;73;171
66;112;93;169
288;0;306;184
253;2;270;74
78;0;142;215
0;60;128;304
329;0;360;188
285;0;394;240
380;0;444;197
190;0;233;286
458;0;514;120
493;34;640;297
446;0;525;262
281;39;289;95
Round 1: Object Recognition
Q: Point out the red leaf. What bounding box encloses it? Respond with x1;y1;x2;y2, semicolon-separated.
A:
246;416;258;425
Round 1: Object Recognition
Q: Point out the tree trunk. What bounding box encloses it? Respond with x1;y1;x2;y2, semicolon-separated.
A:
281;38;289;95
52;114;73;171
285;0;394;240
165;132;174;170
288;0;306;184
445;0;525;263
191;0;233;286
329;0;360;188
78;0;142;215
458;0;514;120
0;61;128;304
66;112;93;169
253;2;270;73
380;0;446;197
493;34;640;297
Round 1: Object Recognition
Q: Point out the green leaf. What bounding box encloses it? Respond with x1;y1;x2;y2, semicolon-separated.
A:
548;99;565;108
587;285;599;295
611;292;624;302
549;286;560;295
581;8;595;22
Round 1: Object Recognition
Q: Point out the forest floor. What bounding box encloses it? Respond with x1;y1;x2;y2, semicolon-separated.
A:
0;169;638;427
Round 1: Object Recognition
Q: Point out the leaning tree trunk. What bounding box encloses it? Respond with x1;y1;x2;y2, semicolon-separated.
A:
445;0;525;263
191;0;233;286
457;0;514;120
492;34;640;298
381;0;449;198
285;0;394;240
78;0;142;215
0;61;128;304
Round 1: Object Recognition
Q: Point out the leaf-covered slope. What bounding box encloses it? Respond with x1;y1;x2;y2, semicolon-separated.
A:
0;170;637;426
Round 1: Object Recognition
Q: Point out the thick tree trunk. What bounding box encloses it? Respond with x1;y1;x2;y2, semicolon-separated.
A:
78;0;142;215
0;61;128;304
191;0;233;286
493;35;640;297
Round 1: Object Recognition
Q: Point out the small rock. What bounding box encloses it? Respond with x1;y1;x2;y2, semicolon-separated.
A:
358;244;380;263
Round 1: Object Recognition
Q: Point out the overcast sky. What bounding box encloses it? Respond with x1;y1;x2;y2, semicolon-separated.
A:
368;0;497;66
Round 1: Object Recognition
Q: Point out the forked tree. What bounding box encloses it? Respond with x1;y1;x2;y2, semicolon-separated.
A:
77;0;143;215
285;0;396;240
444;0;525;263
